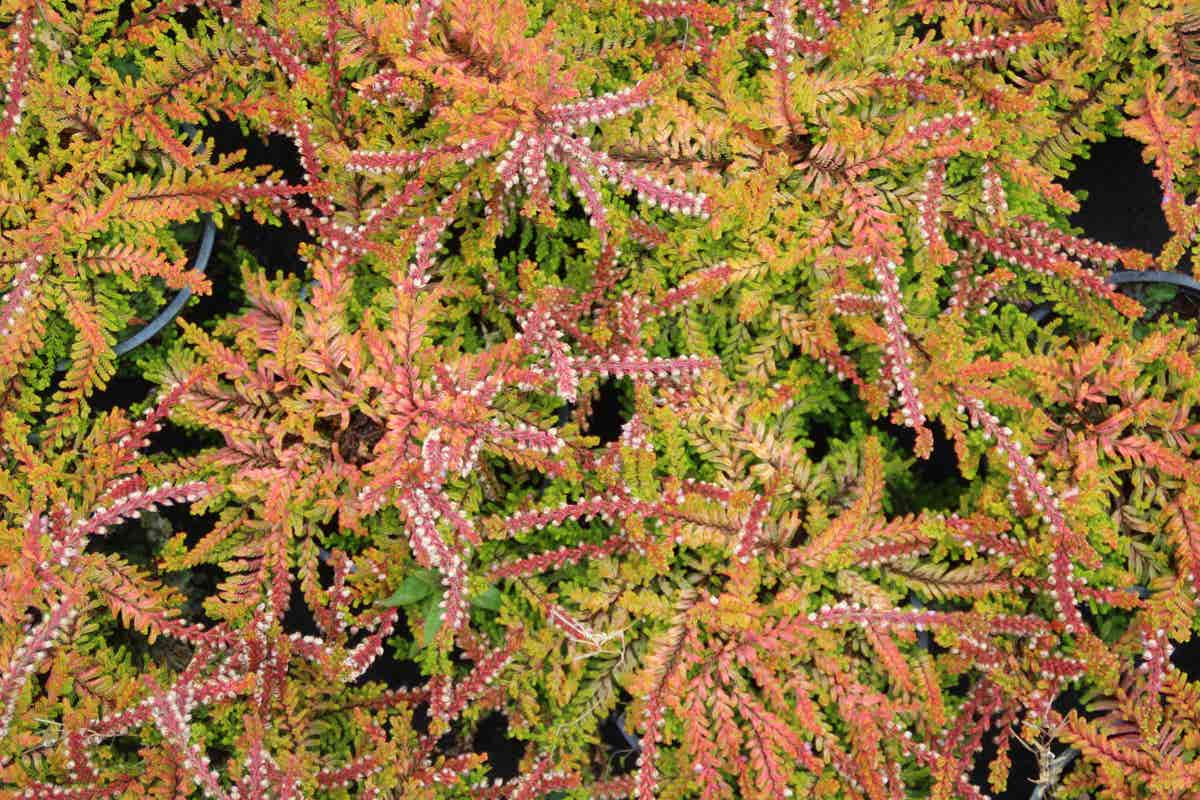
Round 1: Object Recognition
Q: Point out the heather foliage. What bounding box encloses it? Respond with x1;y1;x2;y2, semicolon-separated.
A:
2;0;1200;798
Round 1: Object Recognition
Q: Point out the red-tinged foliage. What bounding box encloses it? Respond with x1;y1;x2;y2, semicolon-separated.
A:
0;6;33;144
1057;666;1200;798
3;0;1200;798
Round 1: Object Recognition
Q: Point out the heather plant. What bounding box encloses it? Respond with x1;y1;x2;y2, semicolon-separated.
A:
586;0;1200;795
0;0;284;440
2;0;1200;798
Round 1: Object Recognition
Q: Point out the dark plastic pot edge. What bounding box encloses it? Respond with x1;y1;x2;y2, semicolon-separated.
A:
53;122;217;372
114;218;215;358
52;216;215;372
1027;270;1200;325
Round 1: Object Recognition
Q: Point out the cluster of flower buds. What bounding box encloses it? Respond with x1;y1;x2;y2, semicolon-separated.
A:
872;259;927;434
1016;216;1130;268
0;10;33;143
936;31;1036;64
763;0;803;72
958;393;1091;634
407;192;459;287
571;353;714;381
357;178;426;243
430;628;523;721
953;638;1012;673
0;593;79;741
619;414;654;453
472;755;579;800
503;490;656;534
959;398;1069;542
490;420;566;461
659;262;731;311
566;158;612;244
915;159;951;264
853;537;933;567
959;268;1016;315
359;68;410;105
0;256;41;339
944;513;1026;559
287;120;333;216
757;381;798;416
628;216;668;248
496;130;550;197
589;775;640;799
733;490;773;564
60;723;103;784
287;631;333;663
881;719;936;787
796;0;837;35
347;139;490;175
474;93;713;231
415;753;481;787
980;161;1008;217
149;689;227;798
420;427;453;481
560;136;712;218
404;0;444;53
549;82;653;128
634;691;668;800
750;29;828;60
1137;625;1173;696
21;781;131;800
396;488;470;640
950;219;1143;318
419;486;483;546
230;735;293;800
907;727;998;800
831;291;884;315
74;666;239;770
341;609;398;682
809;340;866;387
227;178;314;221
873;70;934;102
517;305;581;401
69;481;212;542
1034;652;1087;682
904;111;977;146
210;0;306;83
403;486;464;556
128;373;205;448
490;535;632;579
802;602;1051;638
676;478;733;505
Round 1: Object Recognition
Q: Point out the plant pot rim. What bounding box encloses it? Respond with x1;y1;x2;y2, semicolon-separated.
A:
54;123;217;371
1027;269;1200;325
52;215;216;372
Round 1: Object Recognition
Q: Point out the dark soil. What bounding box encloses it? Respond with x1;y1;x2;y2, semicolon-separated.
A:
1062;136;1173;258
